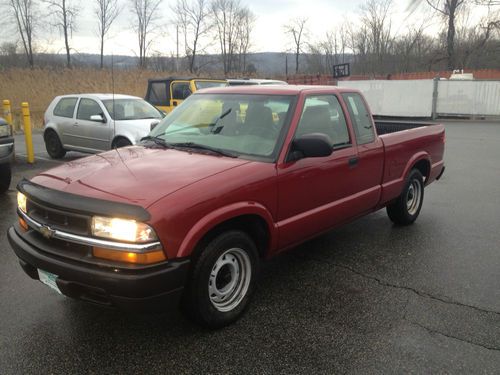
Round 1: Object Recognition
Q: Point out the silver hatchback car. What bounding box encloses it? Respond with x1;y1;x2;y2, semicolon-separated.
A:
43;94;164;158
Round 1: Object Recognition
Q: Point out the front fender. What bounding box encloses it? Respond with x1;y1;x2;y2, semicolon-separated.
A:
176;202;278;258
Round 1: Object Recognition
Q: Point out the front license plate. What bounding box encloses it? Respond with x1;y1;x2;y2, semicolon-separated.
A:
37;269;62;295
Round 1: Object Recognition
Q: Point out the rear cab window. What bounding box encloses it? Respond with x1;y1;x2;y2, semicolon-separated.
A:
53;97;78;118
147;82;168;106
342;92;375;145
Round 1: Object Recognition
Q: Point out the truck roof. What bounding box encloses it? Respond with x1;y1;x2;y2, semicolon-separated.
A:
196;85;359;95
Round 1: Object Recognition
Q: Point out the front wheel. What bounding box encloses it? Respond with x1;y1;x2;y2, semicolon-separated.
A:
113;138;132;148
182;230;259;328
386;169;424;225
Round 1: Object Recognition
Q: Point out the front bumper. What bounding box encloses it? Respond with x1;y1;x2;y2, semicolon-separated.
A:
8;226;191;312
0;136;14;163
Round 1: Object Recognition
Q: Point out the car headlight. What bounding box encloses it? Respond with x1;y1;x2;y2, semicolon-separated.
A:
91;216;158;243
0;125;10;137
17;192;27;213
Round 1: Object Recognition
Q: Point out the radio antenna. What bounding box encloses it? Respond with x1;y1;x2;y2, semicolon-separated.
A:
111;53;116;147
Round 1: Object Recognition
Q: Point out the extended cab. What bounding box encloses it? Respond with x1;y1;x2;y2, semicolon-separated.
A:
8;86;445;328
145;77;227;114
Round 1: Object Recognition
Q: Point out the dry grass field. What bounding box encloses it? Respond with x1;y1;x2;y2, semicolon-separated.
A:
0;68;195;129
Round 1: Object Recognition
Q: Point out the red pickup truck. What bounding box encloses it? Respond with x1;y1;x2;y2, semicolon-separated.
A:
8;86;445;328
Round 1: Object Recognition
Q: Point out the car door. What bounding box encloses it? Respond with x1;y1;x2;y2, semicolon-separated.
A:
170;80;191;109
69;98;111;151
52;97;79;147
277;94;360;249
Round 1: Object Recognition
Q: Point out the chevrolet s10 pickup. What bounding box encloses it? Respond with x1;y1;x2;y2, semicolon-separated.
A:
8;86;445;328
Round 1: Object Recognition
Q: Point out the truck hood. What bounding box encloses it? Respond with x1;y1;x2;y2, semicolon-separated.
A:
31;146;251;207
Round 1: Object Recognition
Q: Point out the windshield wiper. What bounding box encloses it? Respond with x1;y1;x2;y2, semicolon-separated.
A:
140;135;170;148
209;108;232;134
167;142;237;158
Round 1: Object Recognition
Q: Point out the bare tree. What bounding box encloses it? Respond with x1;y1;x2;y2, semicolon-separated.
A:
130;0;162;68
284;17;307;74
211;0;241;75
234;6;255;72
45;0;79;68
8;0;37;68
359;0;394;74
95;0;120;69
173;0;210;73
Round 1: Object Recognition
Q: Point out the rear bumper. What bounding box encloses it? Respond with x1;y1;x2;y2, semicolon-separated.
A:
8;226;191;312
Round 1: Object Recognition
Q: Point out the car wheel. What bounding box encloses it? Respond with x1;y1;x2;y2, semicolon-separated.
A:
113;138;132;148
182;230;259;328
44;130;66;159
387;169;424;225
0;163;11;193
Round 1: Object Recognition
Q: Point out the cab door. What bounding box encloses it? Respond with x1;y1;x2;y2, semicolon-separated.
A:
277;94;360;249
170;80;192;109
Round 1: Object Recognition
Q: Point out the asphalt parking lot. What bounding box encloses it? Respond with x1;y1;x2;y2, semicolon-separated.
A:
1;121;499;374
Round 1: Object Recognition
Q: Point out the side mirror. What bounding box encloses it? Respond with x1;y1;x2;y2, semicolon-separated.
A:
90;114;106;123
150;120;160;131
288;133;333;162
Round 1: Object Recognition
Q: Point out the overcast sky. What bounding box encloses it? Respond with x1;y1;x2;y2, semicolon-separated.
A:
1;0;487;57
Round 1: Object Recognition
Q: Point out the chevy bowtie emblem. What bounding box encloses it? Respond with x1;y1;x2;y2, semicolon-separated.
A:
39;225;55;239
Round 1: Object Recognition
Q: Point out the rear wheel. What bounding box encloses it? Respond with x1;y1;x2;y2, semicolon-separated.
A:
0;163;11;193
387;169;424;225
182;230;259;328
44;130;66;159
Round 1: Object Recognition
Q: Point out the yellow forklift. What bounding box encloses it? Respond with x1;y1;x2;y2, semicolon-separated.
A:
145;77;227;114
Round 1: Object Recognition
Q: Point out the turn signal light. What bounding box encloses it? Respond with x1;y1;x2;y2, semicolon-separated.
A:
92;247;167;265
19;217;28;231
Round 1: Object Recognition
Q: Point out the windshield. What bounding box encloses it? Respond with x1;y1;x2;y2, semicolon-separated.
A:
103;99;163;120
148;93;295;161
194;81;228;90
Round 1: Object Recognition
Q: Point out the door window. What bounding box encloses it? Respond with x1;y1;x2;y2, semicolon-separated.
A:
76;99;103;121
53;97;78;118
295;95;351;147
172;82;191;100
342;93;375;145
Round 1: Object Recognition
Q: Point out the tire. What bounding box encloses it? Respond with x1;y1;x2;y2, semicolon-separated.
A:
0;163;11;194
386;169;424;225
113;138;132;148
44;130;66;159
182;230;260;328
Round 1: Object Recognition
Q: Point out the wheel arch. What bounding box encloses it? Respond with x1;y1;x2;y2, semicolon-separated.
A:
177;203;277;260
111;134;134;148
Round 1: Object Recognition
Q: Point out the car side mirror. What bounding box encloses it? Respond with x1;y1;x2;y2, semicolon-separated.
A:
287;133;333;162
90;114;106;123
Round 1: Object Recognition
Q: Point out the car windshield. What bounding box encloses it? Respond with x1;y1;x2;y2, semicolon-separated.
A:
148;93;295;161
194;81;228;90
103;99;162;120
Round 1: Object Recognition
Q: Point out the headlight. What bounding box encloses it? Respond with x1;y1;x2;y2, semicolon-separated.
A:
17;192;27;213
91;216;158;243
0;125;10;137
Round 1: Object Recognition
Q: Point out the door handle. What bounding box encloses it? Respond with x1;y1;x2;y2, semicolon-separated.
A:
348;157;359;167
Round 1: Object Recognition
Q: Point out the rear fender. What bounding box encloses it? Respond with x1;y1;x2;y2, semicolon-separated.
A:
379;151;430;206
176;202;277;259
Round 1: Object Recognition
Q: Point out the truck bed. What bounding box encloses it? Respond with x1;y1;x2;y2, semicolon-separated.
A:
374;120;437;135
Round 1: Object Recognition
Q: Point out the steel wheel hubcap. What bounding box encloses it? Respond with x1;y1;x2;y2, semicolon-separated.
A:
406;179;422;215
208;248;251;312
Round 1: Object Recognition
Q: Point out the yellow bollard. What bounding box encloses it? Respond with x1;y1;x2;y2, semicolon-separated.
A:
3;100;13;130
21;102;35;164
